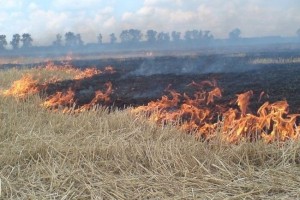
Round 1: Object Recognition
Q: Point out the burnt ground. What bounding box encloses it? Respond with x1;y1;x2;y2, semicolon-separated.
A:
38;51;300;115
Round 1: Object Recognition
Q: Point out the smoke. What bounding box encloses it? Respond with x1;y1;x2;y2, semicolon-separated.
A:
127;54;255;77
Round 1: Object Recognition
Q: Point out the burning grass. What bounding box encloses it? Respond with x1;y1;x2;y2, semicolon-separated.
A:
1;64;300;198
2;63;300;143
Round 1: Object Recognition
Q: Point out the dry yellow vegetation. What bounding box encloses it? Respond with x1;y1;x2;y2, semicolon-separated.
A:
1;67;300;199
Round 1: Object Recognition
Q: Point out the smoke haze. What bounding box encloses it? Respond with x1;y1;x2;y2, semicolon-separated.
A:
0;0;299;45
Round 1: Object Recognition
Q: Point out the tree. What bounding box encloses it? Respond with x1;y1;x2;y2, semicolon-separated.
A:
203;30;214;41
229;28;241;40
64;32;84;47
184;30;193;41
129;29;142;43
110;33;117;44
171;31;181;42
120;30;130;43
157;32;170;42
65;32;77;47
192;30;202;40
76;34;84;46
184;29;214;44
120;29;142;43
10;34;20;50
52;34;62;47
21;33;33;48
146;30;157;43
184;30;203;41
297;29;300;37
0;35;8;50
97;33;103;44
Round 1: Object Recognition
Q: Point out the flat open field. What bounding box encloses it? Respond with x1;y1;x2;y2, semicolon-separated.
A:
1;50;300;199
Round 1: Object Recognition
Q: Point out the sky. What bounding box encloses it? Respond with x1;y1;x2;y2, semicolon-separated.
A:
0;0;299;45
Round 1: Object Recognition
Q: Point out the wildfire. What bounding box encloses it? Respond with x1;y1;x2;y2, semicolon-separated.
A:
76;82;113;113
42;62;115;80
132;81;300;143
2;74;42;98
2;61;299;143
43;61;80;74
2;62;115;114
74;67;102;79
103;66;116;74
42;88;76;110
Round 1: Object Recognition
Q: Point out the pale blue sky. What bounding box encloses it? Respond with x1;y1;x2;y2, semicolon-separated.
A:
0;0;299;45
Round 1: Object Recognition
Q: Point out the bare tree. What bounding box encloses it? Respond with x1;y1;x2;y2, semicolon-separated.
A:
10;34;20;50
0;35;8;50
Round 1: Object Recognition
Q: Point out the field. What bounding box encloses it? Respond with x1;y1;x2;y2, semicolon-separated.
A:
1;51;300;199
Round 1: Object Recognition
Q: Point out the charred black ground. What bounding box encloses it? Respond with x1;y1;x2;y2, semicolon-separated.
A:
4;50;300;113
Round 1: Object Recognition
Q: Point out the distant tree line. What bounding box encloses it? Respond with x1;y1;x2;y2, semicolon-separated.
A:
51;29;215;47
0;33;33;50
0;28;300;51
0;29;217;50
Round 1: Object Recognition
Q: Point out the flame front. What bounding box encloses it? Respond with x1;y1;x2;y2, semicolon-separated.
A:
76;82;113;112
42;88;75;110
2;62;299;143
3;62;115;114
132;81;300;143
2;74;42;98
74;67;102;79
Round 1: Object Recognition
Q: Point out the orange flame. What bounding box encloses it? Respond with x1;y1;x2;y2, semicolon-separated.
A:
104;66;116;74
40;81;113;114
77;82;113;112
42;88;76;110
74;67;102;79
2;74;41;98
43;61;80;74
236;90;253;116
2;62;115;114
133;81;300;143
2;63;299;143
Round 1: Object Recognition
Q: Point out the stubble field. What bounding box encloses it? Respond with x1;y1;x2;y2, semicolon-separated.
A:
1;52;300;199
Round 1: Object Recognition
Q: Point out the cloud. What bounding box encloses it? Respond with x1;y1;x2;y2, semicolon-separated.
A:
0;0;23;10
0;0;299;45
51;0;103;10
120;0;300;39
0;2;117;45
30;7;117;45
120;2;216;35
144;0;183;7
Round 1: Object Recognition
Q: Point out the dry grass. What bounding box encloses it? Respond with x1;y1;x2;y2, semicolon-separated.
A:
1;68;300;199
